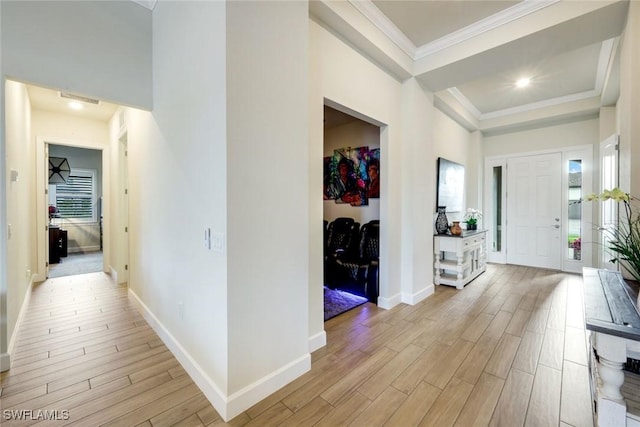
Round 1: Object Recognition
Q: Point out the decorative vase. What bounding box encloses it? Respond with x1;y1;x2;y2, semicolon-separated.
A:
467;223;477;231
450;221;462;236
435;206;449;234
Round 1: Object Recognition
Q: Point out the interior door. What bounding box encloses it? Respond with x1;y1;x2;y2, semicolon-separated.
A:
118;134;129;284
506;152;562;269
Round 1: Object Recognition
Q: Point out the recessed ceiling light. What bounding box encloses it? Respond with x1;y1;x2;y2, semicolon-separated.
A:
516;77;531;88
68;101;83;110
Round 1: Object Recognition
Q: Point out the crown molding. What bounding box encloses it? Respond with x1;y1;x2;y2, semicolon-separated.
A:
449;87;599;121
447;88;482;119
415;0;560;59
351;0;561;61
448;37;615;121
349;0;417;58
131;0;157;11
483;90;600;120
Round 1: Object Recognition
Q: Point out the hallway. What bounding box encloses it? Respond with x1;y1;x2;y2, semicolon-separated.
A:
0;273;219;426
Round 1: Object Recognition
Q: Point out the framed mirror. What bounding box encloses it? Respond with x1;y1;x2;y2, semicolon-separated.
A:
437;157;465;213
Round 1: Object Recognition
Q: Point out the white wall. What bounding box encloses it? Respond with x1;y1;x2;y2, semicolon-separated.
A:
433;108;475;222
0;2;6;370
618;1;640;196
324;120;380;225
1;1;152;109
226;0;310;411
4;80;36;362
400;77;438;303
127;0;229;412
600;106;617;142
483;118;599;158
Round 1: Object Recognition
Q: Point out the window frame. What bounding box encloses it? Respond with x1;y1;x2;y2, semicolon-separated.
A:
52;168;98;223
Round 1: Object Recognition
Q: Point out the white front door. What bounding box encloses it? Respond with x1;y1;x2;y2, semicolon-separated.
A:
506;153;562;269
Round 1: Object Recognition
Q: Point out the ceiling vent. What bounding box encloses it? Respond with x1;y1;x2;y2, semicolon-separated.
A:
59;92;100;105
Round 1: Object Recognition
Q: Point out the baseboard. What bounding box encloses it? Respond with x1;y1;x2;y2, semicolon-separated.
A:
401;284;434;305
109;266;118;284
128;289;228;416
308;330;326;353
0;352;10;372
377;292;402;309
8;277;35;356
68;245;100;254
225;353;310;420
128;288;311;422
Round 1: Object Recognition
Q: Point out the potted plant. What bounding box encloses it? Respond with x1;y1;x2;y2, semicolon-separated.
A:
572;238;581;260
463;208;482;231
586;188;640;282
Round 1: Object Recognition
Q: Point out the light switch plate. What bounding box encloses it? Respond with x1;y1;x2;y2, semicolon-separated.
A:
211;232;225;253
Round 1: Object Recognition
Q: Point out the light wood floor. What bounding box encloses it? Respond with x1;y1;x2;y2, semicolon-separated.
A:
0;264;594;426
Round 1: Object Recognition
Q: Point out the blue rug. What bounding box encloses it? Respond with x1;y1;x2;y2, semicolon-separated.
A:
324;286;368;321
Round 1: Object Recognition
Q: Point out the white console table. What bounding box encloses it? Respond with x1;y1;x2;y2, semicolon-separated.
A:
434;230;486;289
583;268;640;427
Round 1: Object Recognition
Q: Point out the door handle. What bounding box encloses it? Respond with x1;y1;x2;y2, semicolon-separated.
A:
553;225;560;229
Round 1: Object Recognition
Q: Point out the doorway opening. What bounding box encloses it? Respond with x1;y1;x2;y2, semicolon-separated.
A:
322;105;381;319
47;144;104;278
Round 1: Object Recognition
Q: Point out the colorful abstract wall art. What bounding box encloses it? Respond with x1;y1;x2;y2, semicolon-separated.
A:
324;147;380;206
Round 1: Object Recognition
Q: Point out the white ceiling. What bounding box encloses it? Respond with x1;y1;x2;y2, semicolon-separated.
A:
315;0;629;133
26;85;119;122
372;0;521;47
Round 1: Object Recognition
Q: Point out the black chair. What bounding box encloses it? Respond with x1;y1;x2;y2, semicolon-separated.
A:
324;217;360;286
327;220;380;303
326;218;359;256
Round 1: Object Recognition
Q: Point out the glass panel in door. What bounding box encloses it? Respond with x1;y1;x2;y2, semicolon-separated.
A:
567;160;582;261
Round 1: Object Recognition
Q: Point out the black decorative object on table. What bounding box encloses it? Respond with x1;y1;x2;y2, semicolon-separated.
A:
435;206;449;234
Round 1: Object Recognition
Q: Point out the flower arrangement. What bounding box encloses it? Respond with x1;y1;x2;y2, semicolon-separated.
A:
572;238;581;250
586;187;640;282
463;208;482;230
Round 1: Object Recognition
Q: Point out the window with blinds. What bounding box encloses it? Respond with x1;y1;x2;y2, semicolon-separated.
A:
55;169;96;221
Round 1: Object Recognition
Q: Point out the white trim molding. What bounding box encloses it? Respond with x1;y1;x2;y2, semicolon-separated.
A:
447;37;616;122
349;0;416;58
8;278;34;357
0;353;10;372
2;276;35;372
377;292;402;310
128;288;311;422
308;331;327;353
352;0;560;61
401;284;434;306
415;0;559;59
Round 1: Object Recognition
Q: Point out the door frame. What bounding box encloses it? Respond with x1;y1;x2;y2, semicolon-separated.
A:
484;144;594;272
35;136;109;281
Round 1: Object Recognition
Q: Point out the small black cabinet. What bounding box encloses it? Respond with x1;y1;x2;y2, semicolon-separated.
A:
49;225;68;264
